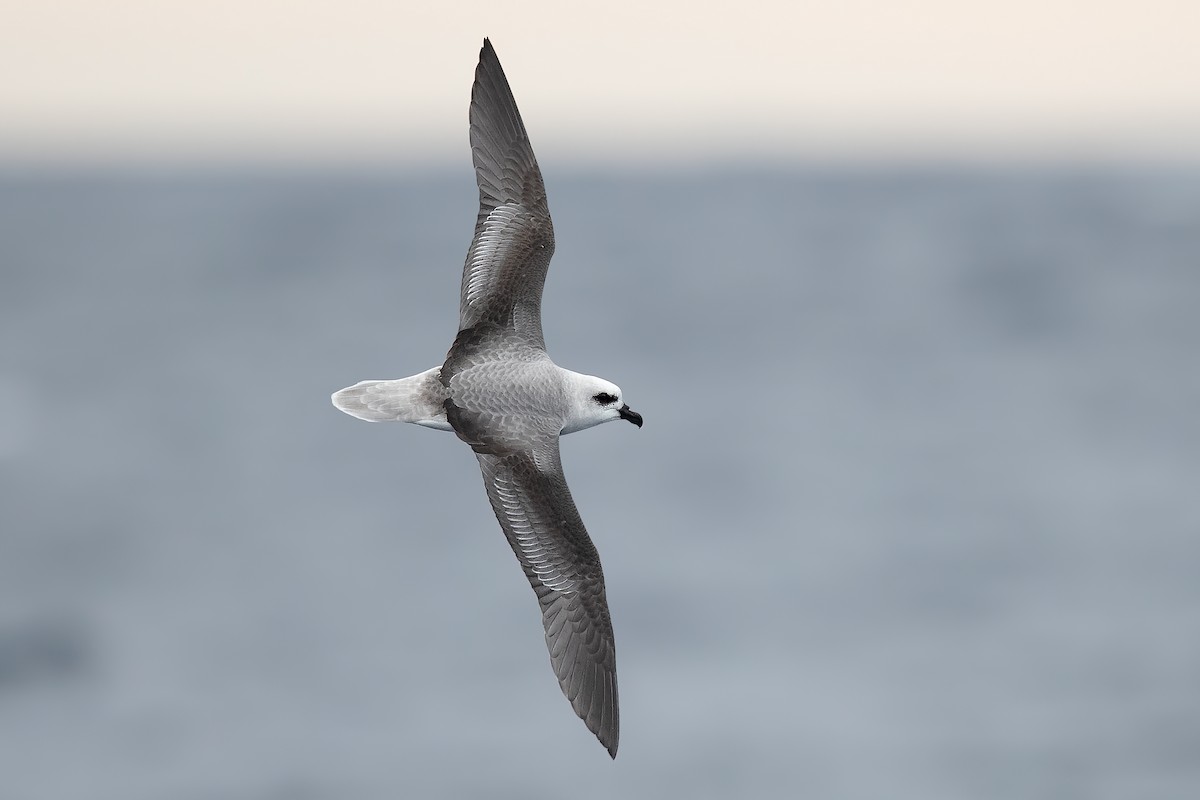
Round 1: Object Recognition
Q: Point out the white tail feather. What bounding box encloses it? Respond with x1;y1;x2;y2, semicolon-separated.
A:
331;367;452;430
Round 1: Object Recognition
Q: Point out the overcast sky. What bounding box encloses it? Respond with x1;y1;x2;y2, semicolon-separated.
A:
3;0;1198;164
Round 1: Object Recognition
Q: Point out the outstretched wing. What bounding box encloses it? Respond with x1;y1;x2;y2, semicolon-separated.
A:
459;38;555;348
474;441;619;757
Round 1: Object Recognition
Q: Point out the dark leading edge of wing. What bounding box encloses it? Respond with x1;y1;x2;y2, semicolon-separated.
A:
458;39;556;347
476;446;620;758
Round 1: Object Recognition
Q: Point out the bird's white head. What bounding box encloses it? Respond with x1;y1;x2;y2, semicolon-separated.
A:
562;373;643;435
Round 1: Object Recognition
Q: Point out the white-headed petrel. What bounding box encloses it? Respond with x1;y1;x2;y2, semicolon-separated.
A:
332;38;640;758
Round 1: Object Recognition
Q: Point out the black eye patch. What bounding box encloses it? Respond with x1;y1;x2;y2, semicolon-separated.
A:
593;392;618;405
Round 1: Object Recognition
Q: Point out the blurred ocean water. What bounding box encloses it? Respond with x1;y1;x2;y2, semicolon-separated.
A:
1;165;1198;799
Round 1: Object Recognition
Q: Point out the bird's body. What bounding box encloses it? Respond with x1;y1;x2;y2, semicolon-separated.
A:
331;39;640;758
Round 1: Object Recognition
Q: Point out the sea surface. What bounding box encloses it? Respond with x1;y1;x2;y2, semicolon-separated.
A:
1;164;1198;799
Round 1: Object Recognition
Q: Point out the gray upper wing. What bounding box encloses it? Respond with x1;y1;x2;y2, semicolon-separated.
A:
474;442;619;757
459;39;555;348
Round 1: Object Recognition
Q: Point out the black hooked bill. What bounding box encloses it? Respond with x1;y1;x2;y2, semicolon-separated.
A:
618;404;643;428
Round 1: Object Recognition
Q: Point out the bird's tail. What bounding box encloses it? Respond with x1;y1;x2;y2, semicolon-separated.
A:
331;366;451;430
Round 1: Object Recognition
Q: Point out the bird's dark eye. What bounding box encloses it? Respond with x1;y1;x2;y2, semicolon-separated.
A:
593;392;617;405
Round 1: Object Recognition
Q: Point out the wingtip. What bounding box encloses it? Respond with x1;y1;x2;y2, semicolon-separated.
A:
476;38;503;83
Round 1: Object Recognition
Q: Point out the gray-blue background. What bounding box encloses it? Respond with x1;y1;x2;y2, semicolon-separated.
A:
2;165;1198;799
